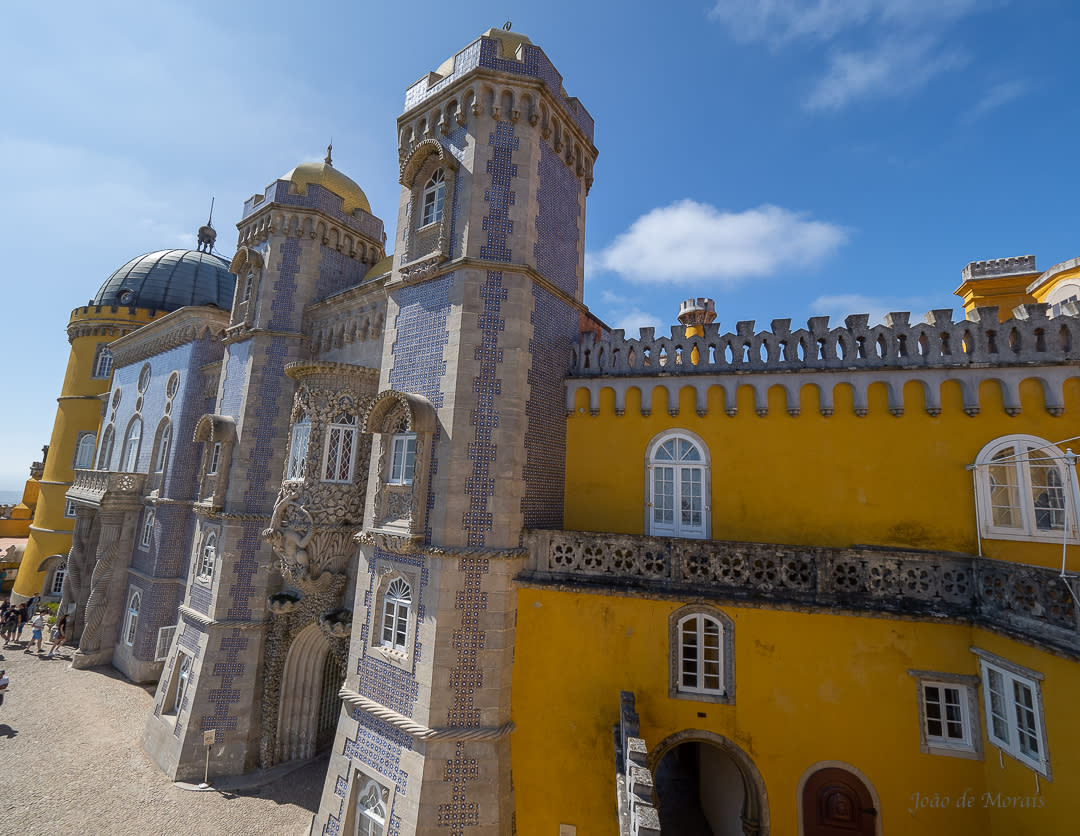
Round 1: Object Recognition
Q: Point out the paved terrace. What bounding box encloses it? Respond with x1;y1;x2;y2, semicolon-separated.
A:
0;638;323;834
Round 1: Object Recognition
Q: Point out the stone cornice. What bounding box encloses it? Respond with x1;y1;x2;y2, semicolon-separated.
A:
285;360;380;385
109;306;230;368
178;605;264;630
67;322;139;344
222;327;306;346
339;688;515;742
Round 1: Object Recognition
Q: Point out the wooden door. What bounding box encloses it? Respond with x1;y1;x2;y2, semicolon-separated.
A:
802;768;876;835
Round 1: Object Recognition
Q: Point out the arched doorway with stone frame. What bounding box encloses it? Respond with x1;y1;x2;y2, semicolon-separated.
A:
37;554;67;600
274;621;346;765
797;761;881;836
650;729;770;836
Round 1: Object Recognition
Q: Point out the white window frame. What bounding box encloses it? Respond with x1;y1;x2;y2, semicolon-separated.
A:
420;169;445;227
91;344;113;379
50;566;66;596
64;499;77;518
153;422;172;473
646;430;711;540
972;648;1050;776
323;413;358;483
74;433;97;470
171;651;193;714
97;425;114;470
388;433;416;486
123;586;141;647
908;669;981;759
974;434;1079;544
286;415;311;482
121;417;142;472
669;605;734;704
198;531;217;580
208;442;222;475
139;507;155;549
380;577;412;653
154;624;177;662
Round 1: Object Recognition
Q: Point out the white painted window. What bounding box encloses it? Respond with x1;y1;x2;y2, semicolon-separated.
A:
74;433;97;469
389;434;416;485
380;578;411;652
647;431;709;539
975;435;1077;542
155;624;177;662
922;682;973;749
208;442;222;475
286;416;311;481
242;270;254;303
355;778;387;836
50;566;66;596
124;587;141;646
122;417;142;472
97;425;114;470
140;508;155;549
323;413;358;483
64;499;77;518
976;651;1048;775
198;532;217;580
173;652;193;713
420;169;445;227
92;344;113;378
154;422;172;473
677;613;723;696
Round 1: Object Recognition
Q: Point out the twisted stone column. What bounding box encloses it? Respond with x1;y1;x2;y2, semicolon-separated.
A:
60;508;93;642
78;514;124;653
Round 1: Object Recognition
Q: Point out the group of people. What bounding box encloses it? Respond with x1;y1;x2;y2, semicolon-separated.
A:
0;597;67;658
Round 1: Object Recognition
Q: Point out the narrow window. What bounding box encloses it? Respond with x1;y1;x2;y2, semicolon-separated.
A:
124;587;141;646
648;432;708;539
140;508;155;549
97;425;115;470
421;169;446;226
355;778;388;836
323;413;358;483
122;417;142;472
380;578;411;652
977;654;1048;774
199;532;217;580
286;416;311;481
208;442;222;475
173;652;193;713
155;625;177;662
92;344;114;379
74;433;97;469
242;270;254;302
154;423;172;473
677;613;723;695
64;499;77;518
389;434;417;485
50;565;66;596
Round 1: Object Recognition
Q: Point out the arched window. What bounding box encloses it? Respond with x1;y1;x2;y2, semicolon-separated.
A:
97;425;115;470
323;412;358;482
124;587;141;646
173;653;193;713
647;431;710;539
92;344;113;379
74;433;97;469
121;417;142;472
199;532;217;579
670;606;734;702
286;415;311;481
355;778;387;836
421;169;446;226
380;578;411;652
50;564;66;596
975;435;1077;541
153;421;172;473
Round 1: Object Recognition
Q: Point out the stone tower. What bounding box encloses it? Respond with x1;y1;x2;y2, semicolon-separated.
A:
144;162;385;779
314;27;597;836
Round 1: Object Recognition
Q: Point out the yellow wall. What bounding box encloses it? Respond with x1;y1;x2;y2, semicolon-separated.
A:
955;274;1037;318
512;587;1075;835
565;377;1080;569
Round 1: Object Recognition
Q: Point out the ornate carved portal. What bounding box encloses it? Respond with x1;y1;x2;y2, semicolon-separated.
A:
802;768;877;836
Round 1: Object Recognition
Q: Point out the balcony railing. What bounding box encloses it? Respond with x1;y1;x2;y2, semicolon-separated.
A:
69;469;146;506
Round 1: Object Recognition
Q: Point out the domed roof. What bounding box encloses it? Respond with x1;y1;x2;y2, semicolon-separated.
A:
91;249;236;312
281;160;371;215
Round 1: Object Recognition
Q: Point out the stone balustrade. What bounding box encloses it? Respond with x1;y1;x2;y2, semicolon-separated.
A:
615;691;660;836
68;469;146;508
523;530;1080;659
572;304;1080;378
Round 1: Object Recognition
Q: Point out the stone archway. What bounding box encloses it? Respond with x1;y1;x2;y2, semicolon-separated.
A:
275;622;342;763
650;730;769;836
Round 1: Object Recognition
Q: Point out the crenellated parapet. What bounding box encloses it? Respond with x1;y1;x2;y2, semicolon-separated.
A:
569;303;1080;418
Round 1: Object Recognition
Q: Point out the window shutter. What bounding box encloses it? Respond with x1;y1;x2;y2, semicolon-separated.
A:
155;624;177;661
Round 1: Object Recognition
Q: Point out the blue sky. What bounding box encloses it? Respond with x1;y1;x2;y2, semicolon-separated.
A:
1;0;1077;488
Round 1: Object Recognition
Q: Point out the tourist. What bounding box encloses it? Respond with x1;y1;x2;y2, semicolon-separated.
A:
0;669;7;707
46;613;67;657
3;605;23;646
25;609;46;654
14;603;28;642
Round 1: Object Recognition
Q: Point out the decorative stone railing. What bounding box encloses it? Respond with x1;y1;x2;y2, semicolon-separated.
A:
68;469;146;507
523;530;1080;659
615;691;660;836
571;304;1080;378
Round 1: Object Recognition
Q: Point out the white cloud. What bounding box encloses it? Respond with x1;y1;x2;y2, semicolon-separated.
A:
805;37;966;111
591;200;849;285
965;79;1029;120
610;307;665;337
809;293;955;326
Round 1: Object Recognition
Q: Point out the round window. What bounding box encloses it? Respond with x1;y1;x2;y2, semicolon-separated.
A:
138;363;152;393
111;388;122;409
166;371;180;398
118;289;135;306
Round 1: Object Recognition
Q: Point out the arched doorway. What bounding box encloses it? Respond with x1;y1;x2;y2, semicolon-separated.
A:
651;730;768;836
799;764;879;836
276;623;344;763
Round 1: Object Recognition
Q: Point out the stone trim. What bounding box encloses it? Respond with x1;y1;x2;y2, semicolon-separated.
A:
668;604;735;705
338;688;515;741
906;669;983;760
109;307;230;368
177;605;263;631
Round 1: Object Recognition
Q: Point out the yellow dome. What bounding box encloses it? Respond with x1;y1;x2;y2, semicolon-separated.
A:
281;160;371;215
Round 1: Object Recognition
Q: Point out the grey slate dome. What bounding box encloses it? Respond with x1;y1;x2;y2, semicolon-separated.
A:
91;249;236;312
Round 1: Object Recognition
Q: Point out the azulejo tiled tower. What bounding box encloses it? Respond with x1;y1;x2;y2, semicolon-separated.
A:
313;27;597;835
